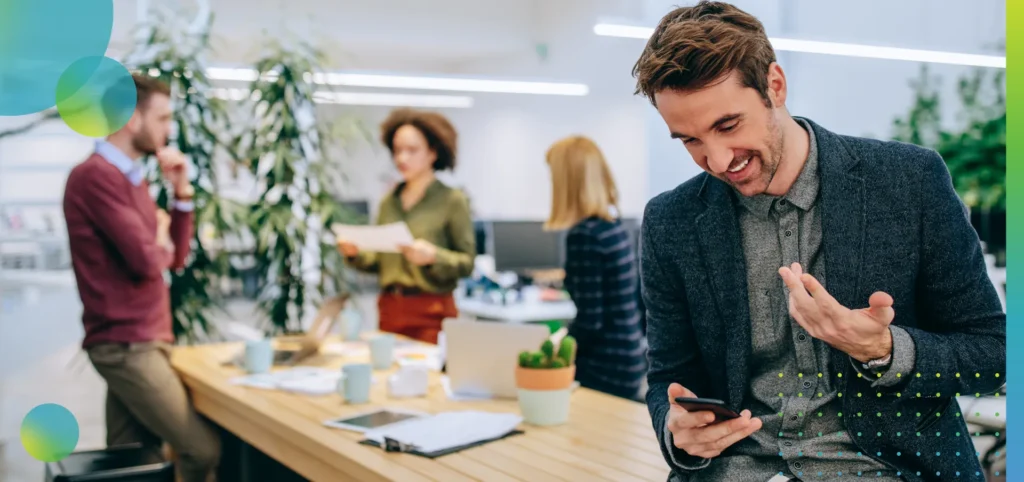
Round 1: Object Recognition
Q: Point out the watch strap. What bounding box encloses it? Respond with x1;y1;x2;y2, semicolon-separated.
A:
861;352;893;371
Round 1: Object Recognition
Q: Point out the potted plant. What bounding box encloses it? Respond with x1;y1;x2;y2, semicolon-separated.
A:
515;336;577;426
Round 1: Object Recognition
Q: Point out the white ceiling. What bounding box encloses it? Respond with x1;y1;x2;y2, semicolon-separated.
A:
104;0;1004;100
111;0;551;72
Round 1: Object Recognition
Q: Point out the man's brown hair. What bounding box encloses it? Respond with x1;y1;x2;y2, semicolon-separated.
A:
131;73;171;110
102;73;171;132
632;1;776;107
380;108;458;171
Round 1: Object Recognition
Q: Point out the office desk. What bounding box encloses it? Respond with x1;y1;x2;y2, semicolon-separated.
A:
456;298;577;324
171;337;669;482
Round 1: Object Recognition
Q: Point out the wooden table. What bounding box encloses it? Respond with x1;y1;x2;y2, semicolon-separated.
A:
171;337;670;482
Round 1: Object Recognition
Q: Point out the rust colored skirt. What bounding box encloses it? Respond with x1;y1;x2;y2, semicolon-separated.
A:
377;289;458;344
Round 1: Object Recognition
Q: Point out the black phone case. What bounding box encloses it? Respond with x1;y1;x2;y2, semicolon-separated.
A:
674;397;740;420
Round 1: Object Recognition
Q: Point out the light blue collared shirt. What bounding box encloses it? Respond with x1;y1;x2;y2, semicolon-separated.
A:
95;140;194;212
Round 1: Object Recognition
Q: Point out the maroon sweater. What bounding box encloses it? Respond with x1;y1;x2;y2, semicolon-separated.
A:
63;154;192;347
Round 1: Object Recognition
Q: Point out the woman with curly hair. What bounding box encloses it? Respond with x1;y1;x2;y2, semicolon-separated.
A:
338;108;475;344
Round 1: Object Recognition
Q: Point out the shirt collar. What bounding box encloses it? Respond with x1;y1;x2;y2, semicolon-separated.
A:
95;139;144;186
392;178;441;202
736;117;820;218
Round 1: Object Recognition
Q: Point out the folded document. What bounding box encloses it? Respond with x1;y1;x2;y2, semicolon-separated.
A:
360;411;523;457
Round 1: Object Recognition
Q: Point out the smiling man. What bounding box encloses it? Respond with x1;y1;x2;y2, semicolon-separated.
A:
634;2;1006;481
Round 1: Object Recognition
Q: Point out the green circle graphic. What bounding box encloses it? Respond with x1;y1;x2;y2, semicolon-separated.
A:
56;56;137;137
0;0;114;115
20;403;80;462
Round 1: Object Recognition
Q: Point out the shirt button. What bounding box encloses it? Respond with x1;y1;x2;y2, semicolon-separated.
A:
803;381;812;389
779;200;788;206
794;462;803;470
784;441;794;447
798;334;807;341
790;416;798;421
785;230;793;237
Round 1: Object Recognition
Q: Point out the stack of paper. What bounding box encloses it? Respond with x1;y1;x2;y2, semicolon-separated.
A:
331;222;414;253
363;411;522;455
230;367;342;396
395;345;442;370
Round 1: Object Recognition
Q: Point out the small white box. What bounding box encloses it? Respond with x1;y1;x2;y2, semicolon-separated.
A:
388;365;429;398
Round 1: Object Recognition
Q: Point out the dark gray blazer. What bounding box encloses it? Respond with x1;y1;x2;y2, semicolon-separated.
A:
641;118;1006;482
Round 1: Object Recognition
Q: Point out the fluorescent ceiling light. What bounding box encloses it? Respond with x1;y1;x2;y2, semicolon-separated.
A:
206;67;588;96
593;23;1005;69
312;91;474;108
210;87;474;108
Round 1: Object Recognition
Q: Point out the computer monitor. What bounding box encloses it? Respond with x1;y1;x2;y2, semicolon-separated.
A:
489;220;565;273
619;217;640;250
473;220;489;256
338;200;371;224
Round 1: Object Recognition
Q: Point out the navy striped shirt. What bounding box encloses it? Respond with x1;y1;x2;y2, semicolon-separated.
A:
563;217;647;399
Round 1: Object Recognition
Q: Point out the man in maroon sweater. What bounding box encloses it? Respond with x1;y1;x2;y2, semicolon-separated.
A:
63;74;219;482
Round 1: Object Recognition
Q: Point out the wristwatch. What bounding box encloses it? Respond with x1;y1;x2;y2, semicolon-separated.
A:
861;352;893;373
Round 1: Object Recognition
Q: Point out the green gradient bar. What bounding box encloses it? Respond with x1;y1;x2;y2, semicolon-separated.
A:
1007;0;1019;476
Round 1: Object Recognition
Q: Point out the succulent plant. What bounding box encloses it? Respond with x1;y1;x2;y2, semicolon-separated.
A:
517;336;577;369
529;352;546;368
540;339;555;360
518;350;532;368
557;336;577;366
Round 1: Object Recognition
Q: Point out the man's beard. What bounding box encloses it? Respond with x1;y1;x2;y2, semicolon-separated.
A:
131;131;158;156
760;125;784;191
743;116;785;194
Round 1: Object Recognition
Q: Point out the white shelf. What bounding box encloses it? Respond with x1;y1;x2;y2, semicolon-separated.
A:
0;200;61;207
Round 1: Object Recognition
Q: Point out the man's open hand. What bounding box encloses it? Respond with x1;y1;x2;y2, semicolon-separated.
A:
779;262;894;362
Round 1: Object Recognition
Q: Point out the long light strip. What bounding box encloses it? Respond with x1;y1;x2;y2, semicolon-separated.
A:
210;87;474;108
206;67;589;96
593;23;1006;69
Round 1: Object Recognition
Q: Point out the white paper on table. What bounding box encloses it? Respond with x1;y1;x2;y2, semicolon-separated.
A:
230;367;379;396
362;411;522;454
320;341;367;357
230;367;337;391
331;222;414;253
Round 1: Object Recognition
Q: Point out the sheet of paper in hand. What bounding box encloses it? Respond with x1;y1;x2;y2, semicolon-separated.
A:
332;222;414;253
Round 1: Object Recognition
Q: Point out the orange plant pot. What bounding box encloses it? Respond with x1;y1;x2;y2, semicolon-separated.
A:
515;365;576;391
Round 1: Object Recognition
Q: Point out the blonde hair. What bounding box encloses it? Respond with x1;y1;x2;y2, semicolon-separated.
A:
545;136;619;230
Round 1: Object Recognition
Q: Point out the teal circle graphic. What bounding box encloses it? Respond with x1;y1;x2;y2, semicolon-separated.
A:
20;403;79;462
0;0;114;115
56;56;137;137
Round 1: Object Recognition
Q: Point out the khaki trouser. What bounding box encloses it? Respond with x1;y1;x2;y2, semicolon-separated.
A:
87;342;220;482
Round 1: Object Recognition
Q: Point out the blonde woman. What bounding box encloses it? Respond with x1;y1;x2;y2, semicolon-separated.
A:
546;135;646;400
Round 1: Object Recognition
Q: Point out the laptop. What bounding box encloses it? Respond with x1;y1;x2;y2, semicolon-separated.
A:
442;319;551;399
229;295;348;367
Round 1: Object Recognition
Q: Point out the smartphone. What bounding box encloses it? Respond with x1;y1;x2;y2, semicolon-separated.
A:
674;397;740;421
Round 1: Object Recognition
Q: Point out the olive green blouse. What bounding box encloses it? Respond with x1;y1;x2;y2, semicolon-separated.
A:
346;180;476;293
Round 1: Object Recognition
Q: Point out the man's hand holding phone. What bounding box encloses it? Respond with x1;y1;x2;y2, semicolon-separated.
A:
665;383;762;459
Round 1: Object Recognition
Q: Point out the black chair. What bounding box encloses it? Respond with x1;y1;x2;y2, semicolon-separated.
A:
45;445;174;482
